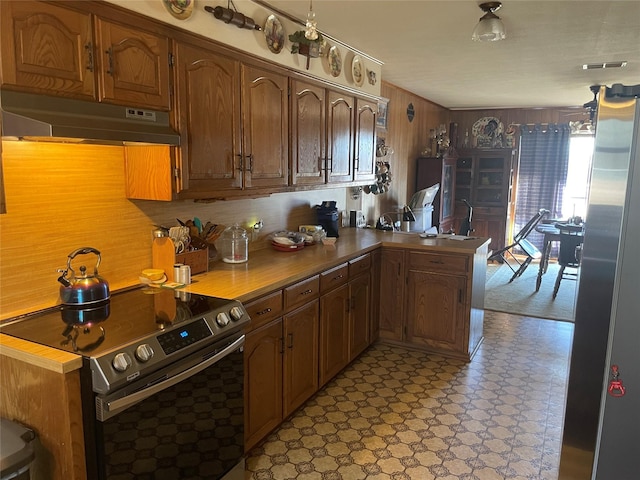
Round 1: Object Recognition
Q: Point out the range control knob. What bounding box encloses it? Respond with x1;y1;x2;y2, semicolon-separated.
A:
135;344;154;363
112;352;132;372
216;311;231;327
229;306;244;321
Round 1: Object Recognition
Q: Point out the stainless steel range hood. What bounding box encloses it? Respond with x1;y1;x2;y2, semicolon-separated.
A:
0;90;180;145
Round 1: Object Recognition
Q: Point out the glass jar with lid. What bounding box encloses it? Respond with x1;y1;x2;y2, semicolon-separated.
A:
219;224;248;263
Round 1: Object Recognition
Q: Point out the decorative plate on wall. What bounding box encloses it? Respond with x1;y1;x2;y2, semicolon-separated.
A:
472;116;504;147
162;0;194;20
327;46;342;77
351;55;364;86
263;14;285;54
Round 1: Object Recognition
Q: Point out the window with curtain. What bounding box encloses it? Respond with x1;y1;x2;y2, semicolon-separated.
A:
513;123;571;253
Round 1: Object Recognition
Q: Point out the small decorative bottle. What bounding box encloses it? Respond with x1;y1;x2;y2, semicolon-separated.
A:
462;129;470;148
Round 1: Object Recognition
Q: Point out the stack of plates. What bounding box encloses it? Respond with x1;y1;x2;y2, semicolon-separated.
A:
271;231;306;252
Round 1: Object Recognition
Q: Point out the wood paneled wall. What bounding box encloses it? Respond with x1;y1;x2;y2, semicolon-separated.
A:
361;81;448;224
450;107;589;147
361;81;586;228
0;141;345;320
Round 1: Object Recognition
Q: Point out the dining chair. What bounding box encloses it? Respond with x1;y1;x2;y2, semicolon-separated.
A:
488;208;550;282
552;230;583;299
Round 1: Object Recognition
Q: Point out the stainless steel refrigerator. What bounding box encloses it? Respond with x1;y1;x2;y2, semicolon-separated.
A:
559;84;640;479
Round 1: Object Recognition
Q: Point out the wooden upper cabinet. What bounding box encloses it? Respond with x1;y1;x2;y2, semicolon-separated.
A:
1;2;171;111
95;18;171;110
174;41;241;193
354;97;377;182
327;90;354;184
291;80;326;186
241;65;288;189
0;1;95;98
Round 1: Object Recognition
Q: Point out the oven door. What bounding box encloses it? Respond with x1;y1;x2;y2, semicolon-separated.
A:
85;334;245;480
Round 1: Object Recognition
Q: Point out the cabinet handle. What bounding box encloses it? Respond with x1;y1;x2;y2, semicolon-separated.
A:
332;274;344;282
355;157;360;171
318;156;324;172
300;289;313;296
279;336;284;354
235;153;243;171
256;308;272;316
327;157;332;172
85;42;94;72
105;47;114;75
459;289;463;304
245;154;253;172
287;333;293;349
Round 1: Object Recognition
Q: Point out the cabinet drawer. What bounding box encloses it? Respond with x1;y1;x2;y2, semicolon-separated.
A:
284;275;320;311
244;290;283;331
320;263;349;292
408;251;468;275
349;253;371;278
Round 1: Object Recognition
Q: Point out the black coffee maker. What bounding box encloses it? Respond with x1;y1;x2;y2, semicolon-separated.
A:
316;201;339;237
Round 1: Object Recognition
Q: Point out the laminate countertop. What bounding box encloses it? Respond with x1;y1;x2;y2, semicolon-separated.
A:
0;228;489;371
183;228;490;302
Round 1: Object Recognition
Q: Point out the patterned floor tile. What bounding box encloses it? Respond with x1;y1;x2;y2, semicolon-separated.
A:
245;311;573;479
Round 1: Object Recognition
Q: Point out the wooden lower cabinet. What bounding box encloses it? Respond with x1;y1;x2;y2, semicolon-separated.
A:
369;249;381;343
349;272;371;361
283;301;319;417
243;251;381;450
406;269;467;353
378;248;486;361
319;283;350;386
244;319;283;451
379;248;405;341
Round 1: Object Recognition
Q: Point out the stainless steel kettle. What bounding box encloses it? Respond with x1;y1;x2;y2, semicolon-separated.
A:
57;247;110;305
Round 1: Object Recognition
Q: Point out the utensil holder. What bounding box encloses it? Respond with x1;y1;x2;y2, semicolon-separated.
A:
153;237;209;281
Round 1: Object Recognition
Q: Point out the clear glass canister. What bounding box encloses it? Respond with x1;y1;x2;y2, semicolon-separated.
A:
220;224;248;263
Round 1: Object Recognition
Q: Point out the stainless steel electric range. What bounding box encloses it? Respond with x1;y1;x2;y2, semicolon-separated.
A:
1;286;250;480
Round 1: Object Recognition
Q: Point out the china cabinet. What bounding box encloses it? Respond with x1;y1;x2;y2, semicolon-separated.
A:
454;148;514;251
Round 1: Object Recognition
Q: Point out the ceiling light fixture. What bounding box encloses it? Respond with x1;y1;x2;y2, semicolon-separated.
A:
472;2;506;42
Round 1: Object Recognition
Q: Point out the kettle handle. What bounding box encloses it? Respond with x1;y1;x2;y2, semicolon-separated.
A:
67;247;102;273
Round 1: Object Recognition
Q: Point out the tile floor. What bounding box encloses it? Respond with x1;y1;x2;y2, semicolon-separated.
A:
245;311;574;480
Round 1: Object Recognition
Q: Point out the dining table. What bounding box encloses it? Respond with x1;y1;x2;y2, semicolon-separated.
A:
534;222;584;291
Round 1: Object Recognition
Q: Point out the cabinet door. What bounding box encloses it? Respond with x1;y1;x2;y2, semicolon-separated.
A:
283;300;319;417
174;41;242;193
241;65;288;189
319;283;350;386
406;271;466;354
244;319;283;451
95;18;170;110
326;90;354;183
349;273;370;361
441;155;457;230
291;80;326;186
369;249;381;343
354;98;376;182
379;248;405;341
473;153;511;206
0;1;95;99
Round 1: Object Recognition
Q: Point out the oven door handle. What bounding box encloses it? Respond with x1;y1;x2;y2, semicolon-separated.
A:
103;335;244;415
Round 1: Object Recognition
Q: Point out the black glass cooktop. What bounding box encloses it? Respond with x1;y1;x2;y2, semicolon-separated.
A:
0;287;233;357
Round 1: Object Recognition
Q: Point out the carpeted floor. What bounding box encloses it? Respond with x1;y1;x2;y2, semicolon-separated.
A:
484;261;577;322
